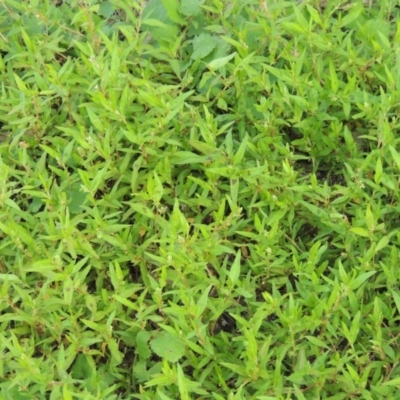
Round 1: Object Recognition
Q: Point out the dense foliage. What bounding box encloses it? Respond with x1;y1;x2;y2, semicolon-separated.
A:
1;0;400;398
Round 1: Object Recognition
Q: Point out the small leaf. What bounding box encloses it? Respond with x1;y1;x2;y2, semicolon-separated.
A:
365;204;374;232
229;250;241;286
230;179;239;206
232;134;248;165
98;1;116;18
136;330;151;359
153;171;164;205
180;0;204;16
40;144;61;160
171;198;189;235
161;0;186;25
391;290;400;315
350;271;376;290
196;285;212;317
348;310;361;345
293;384;308;400
177;363;189;399
63;277;74;305
192;33;217;60
299;200;325;218
374;157;383;184
389;145;400;170
128;202;155;219
329;60;339;94
13;73;29;93
170;151;212;165
207;52;237;72
338;260;349;284
108;338;123;365
86;107;104;131
375;235;389;253
188;140;218;155
306;5;323;26
338;4;363;28
150;333;185;362
142;18;168;28
350;227;370;238
382;377;400;386
305;336;330;350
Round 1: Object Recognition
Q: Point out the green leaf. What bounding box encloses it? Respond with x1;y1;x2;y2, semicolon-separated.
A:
264;65;296;87
305;336;330;350
113;294;138;311
220;362;248;376
375;235;389;253
0;274;21;282
306;5;323;26
391;290;400;315
348;310;361;345
230;179;239;206
136;330;151;359
293;384;307;400
98;1;116;18
67;182;87;214
374;156;383;184
63;277;74;305
170;151;213;165
382;377;400;386
145;372;175;387
207;52;237;72
299;200;325;218
350;271;376;290
196;285;212;317
127;202;155;219
329;60;339;94
160;0;186;25
171;198;189;235
389;145;400;170
188;140;218;155
40;144;61;160
142;18;168;28
153;171;164;205
228;250;241;286
338;4;363;28
13;73;29;93
180;0;204;16
150;333;185;362
191;33;217;60
177;363;189;399
156;389;175;400
365;204;374;232
338;260;349;284
108;338;123;365
350;227;370;238
232;134;248;165
86;107;104;131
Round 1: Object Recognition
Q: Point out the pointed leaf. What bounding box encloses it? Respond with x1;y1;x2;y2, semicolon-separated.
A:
350;271;376;290
161;0;186;25
232;134;248;165
391;290;400;315
350;227;370;238
229;250;241;286
375;235;389;253
207;52;237;72
389;145;400;170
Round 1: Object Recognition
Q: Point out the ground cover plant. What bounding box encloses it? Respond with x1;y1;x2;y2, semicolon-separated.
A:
1;0;400;398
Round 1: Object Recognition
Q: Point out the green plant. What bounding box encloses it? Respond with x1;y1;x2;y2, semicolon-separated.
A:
1;0;400;399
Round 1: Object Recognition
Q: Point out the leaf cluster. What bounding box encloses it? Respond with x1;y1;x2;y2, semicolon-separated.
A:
1;0;400;399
